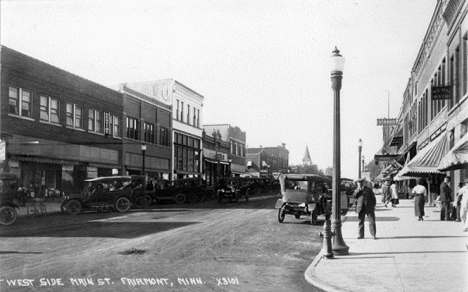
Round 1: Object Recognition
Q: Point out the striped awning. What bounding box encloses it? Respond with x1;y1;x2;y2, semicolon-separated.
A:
437;134;468;172
396;133;447;177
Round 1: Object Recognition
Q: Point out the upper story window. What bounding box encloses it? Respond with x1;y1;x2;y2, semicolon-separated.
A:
196;109;200;127
159;126;169;146
88;109;103;133
40;95;59;124
9;87;32;118
187;104;191;125
180;101;184;122
126;116;139;140
111;115;121;138
193;107;197;126
144;122;155;144
66;103;83;129
176;99;180;121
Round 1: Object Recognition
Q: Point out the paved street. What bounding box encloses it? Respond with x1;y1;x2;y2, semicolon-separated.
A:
0;194;325;292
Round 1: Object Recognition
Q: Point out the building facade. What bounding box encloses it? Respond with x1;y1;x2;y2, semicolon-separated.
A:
246;144;289;177
377;0;468;201
123;79;204;179
1;46;124;196
201;128;230;186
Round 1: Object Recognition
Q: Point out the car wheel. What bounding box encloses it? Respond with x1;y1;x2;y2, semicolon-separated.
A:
175;193;186;204
205;190;215;200
198;192;206;202
66;200;82;215
254;188;261;196
115;197;131;212
0;206;17;226
135;194;152;207
278;204;286;223
188;193;198;203
311;210;318;225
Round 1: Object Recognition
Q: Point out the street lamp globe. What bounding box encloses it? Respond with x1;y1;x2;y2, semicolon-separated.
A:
358;138;363;149
141;144;147;151
330;46;345;74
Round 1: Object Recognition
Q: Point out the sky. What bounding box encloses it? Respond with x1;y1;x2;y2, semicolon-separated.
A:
0;0;437;179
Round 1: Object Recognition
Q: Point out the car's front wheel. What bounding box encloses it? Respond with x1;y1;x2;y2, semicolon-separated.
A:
65;200;82;215
135;194;152;207
278;204;286;223
115;197;131;212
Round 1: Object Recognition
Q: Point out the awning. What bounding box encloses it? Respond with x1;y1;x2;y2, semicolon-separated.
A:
11;155;79;165
437;134;468;171
396;133;447;177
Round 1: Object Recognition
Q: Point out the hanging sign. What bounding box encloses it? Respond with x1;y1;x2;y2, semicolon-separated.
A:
431;86;452;100
377;118;397;126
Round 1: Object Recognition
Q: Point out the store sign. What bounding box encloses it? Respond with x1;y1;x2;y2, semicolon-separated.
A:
432;86;452;100
104;112;110;136
377;118;397;126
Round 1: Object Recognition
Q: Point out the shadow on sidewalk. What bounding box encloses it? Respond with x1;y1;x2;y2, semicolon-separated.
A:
338;250;467;258
345;217;400;222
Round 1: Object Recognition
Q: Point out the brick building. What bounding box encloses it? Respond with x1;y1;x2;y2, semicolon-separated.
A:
1;46;124;196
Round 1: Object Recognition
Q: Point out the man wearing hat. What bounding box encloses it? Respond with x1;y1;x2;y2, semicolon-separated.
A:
439;176;453;221
459;178;468;232
353;177;377;239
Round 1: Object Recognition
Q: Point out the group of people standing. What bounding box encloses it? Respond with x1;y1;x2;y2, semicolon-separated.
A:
351;175;468;240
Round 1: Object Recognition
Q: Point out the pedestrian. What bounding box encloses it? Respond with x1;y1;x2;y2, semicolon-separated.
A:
353;177;377;240
390;180;399;207
382;180;391;207
452;182;464;222
411;178;427;221
439;176;453;221
459;178;468;232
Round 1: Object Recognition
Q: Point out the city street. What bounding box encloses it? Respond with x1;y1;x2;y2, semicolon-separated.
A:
0;194;325;292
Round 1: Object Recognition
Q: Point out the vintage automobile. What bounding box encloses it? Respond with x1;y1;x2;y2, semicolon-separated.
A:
0;173;20;225
152;177;215;204
276;174;331;225
61;175;151;215
216;177;250;203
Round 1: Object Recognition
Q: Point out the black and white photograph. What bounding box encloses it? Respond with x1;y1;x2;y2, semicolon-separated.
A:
0;0;467;291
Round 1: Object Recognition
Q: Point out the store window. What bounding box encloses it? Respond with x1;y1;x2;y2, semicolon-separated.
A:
9;87;32;118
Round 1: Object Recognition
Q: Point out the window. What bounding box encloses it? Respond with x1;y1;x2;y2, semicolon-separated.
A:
187;104;190;125
66;103;83;129
180;101;184;122
88;109;103;133
126;117;139;140
40;95;59;123
193;107;196;126
9;87;32;118
144;122;155;143
196;109;200;127
112;115;120;137
159;126;169;146
176;99;180;121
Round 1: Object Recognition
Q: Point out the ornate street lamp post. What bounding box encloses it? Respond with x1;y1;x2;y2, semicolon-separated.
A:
358;139;362;178
141;144;147;175
330;47;349;255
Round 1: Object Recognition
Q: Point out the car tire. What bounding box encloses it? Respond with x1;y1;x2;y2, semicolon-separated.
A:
254;188;261;196
278;204;286;223
188;193;198;203
0;206;17;226
135;194;152;207
198;192;206;202
205;190;215;200
115;197;131;212
175;193;186;204
65;200;82;215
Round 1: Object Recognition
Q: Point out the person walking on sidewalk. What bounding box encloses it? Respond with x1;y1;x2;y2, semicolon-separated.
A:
439;176;453;221
390;180;399;207
382;180;391;207
453;182;465;222
412;179;427;221
459;178;468;232
353;177;377;240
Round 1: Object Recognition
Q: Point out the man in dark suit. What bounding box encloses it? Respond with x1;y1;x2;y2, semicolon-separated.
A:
353;177;377;239
440;176;453;221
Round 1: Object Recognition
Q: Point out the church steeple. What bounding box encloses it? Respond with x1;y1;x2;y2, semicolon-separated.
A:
302;144;312;165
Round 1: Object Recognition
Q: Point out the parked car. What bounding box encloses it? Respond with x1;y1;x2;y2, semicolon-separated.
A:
0;173;20;225
216;177;250;203
152;177;215;204
61;175;151;215
276;174;331;225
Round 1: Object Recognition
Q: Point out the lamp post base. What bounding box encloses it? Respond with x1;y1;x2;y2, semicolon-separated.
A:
331;219;349;255
321;219;334;259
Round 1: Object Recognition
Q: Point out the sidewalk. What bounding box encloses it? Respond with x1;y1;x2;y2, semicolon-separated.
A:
305;196;468;292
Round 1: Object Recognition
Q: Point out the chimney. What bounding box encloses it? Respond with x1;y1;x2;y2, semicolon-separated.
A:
281;143;286;148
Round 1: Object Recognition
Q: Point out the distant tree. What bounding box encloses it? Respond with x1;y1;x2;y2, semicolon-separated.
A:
365;160;381;181
292;164;320;174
